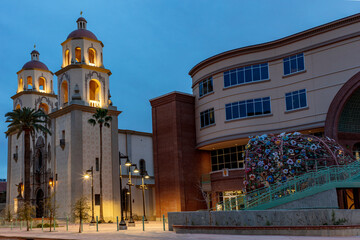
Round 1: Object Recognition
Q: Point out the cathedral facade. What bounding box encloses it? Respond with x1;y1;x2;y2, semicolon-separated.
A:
6;17;155;221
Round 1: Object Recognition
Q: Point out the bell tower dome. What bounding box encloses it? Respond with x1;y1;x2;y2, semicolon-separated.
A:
56;16;112;109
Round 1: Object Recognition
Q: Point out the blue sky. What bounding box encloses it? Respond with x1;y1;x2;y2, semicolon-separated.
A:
0;0;359;179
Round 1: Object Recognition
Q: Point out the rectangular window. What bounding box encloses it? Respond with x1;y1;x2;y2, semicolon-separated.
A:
199;77;213;97
200;108;215;128
211;145;245;171
223;63;269;88
283;53;305;75
225;97;271;121
95;194;100;205
285;89;307;111
95;158;99;171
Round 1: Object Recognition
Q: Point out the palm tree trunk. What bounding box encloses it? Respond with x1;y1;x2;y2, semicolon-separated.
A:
99;124;104;222
24;130;31;231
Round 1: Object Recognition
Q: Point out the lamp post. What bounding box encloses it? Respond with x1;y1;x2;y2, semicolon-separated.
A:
84;167;95;223
140;170;150;222
126;162;139;227
118;153;129;230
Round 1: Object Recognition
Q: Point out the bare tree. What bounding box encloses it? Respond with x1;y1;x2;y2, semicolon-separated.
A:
45;193;59;232
17;202;34;227
1;205;14;223
196;182;213;225
72;197;90;233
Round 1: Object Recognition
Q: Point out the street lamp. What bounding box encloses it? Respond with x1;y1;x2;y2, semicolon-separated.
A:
126;163;139;227
118;153;128;230
84;166;95;223
140;170;150;222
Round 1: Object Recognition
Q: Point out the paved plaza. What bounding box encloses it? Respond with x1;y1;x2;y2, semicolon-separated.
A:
0;221;359;240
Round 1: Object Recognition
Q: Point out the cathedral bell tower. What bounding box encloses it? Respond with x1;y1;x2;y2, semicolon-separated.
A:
55;17;112;109
9;49;57;217
51;17;120;221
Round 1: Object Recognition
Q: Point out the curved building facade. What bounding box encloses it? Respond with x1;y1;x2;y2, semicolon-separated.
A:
151;13;360;216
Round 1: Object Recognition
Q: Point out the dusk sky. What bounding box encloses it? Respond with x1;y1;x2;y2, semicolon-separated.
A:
0;0;359;179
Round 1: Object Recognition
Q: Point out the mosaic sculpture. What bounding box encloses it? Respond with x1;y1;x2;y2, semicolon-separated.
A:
244;132;354;191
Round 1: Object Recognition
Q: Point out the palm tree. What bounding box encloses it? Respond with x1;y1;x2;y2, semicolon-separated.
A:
88;108;112;222
5;107;51;231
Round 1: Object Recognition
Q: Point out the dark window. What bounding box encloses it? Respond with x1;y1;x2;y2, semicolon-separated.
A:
285;89;307;111
95;194;100;205
199;77;213;97
139;159;146;175
211;145;245;171
95;158;99;171
283;53;305;75
226;97;271;121
200;108;215;128
223;63;269;88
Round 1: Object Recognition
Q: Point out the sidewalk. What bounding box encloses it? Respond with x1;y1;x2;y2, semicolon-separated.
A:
0;221;360;240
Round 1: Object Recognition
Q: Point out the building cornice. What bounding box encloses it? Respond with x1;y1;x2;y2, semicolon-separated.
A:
49;104;121;118
11;91;57;100
61;37;104;47
189;13;360;78
55;64;112;76
16;68;54;75
149;91;194;108
118;129;153;137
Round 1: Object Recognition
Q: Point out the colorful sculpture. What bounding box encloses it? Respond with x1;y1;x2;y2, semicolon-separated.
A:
244;132;354;191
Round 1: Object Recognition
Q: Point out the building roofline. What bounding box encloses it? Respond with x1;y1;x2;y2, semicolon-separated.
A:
118;129;152;137
149;91;193;102
189;13;360;77
149;91;194;107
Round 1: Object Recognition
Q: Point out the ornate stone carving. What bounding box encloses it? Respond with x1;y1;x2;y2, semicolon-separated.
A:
13;98;23;109
34;96;54;110
85;71;106;103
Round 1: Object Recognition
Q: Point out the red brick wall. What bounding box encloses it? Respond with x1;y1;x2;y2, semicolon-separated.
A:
151;92;208;217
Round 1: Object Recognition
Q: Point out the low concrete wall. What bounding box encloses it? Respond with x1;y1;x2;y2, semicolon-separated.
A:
168;209;360;231
272;189;338;209
173;225;360;236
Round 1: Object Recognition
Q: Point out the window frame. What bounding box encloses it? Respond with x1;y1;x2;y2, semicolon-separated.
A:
283;53;305;76
225;97;271;121
211;145;245;171
223;63;269;88
200;108;215;128
199;77;213;98
285;89;308;111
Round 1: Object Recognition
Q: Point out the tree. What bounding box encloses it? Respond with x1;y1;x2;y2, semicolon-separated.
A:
5;107;51;231
45;192;59;232
17;202;35;226
1;205;14;223
72;197;90;233
88;108;112;223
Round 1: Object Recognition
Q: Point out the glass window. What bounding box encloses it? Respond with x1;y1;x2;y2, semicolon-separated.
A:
211;145;245;171
226;97;271;121
199;77;213;97
285;89;308;111
223;62;269;88
283;53;305;75
200;108;215;128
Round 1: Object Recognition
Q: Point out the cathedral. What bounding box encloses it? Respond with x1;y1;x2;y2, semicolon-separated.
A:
6;17;155;221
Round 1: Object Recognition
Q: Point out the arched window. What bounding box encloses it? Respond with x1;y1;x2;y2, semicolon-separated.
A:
39;77;46;92
39;103;49;114
89;80;100;107
65;49;70;66
61;81;69;106
15;104;21;110
18;78;23;92
75;47;81;63
88;48;96;66
27;76;33;90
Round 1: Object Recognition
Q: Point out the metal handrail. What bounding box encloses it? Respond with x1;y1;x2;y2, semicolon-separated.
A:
215;161;360;211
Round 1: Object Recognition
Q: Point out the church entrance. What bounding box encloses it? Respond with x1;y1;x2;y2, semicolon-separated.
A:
36;189;44;218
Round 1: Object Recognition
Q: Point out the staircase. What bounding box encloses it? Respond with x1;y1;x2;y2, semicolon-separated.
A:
217;161;360;211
